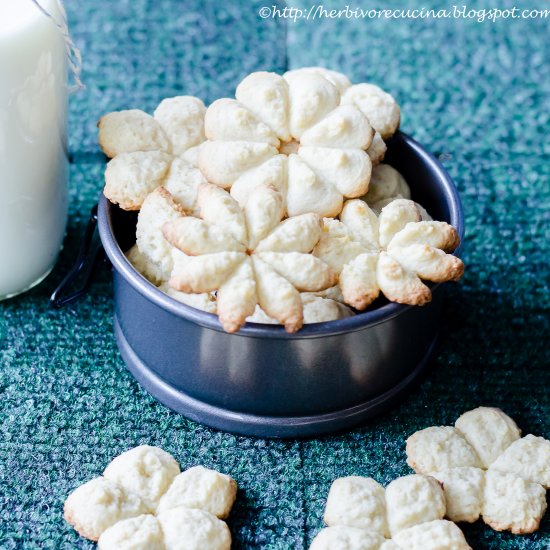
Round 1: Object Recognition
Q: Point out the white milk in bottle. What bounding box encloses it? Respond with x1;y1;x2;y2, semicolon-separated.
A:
0;0;69;299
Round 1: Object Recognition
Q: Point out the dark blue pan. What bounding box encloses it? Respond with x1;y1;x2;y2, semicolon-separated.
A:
98;131;464;438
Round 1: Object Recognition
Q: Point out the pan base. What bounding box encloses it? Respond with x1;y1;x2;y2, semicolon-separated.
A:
114;315;436;438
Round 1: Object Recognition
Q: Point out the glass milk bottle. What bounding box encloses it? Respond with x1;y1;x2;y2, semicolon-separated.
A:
0;0;69;299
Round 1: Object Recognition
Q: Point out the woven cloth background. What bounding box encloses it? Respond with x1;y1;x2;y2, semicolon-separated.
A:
1;0;549;548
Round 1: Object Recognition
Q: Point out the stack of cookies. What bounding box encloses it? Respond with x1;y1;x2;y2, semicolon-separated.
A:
99;67;464;333
312;407;549;549
64;446;237;550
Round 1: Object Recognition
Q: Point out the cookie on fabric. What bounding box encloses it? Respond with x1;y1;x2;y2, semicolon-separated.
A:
489;434;550;488
103;445;181;512
64;477;148;541
97;514;164;550
406;426;482;474
309;525;385;550
391;519;472;550
64;446;238;546
482;469;547;534
430;467;485;523
323;476;389;537
385;474;446;535
157;507;232;550
157;465;238;519
454;406;521;468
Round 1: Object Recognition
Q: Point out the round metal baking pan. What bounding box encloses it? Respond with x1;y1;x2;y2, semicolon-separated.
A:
98;131;464;438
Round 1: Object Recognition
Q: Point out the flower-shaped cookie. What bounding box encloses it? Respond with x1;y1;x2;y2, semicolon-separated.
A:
125;187;224;316
406;407;550;534
313;197;463;310
99;96;208;213
64;445;237;549
198;68;400;218
311;474;471;549
162;183;337;333
125;186;349;327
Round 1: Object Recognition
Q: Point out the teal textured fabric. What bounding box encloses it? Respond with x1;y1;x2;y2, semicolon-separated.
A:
0;1;549;548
